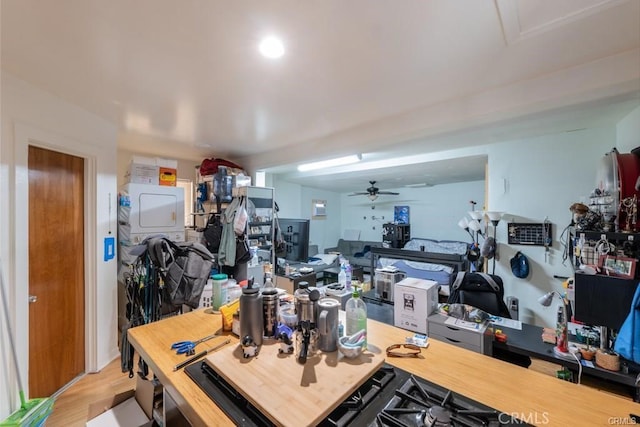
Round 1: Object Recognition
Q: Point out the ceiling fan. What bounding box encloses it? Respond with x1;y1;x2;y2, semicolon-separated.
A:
349;181;399;201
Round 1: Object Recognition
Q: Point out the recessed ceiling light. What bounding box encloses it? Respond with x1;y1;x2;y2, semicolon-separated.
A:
259;36;285;59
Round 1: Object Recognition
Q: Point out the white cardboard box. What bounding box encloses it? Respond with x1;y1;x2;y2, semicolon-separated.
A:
86;375;160;427
393;278;439;334
126;163;159;185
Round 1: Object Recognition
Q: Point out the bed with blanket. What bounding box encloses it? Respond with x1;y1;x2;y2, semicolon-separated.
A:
371;238;469;296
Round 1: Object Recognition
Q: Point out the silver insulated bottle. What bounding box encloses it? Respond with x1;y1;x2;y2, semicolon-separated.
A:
262;276;279;338
240;278;263;346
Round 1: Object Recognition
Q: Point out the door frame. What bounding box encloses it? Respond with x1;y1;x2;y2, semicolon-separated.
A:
13;123;100;391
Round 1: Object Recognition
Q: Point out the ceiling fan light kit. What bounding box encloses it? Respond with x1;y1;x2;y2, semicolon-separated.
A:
349;180;399;201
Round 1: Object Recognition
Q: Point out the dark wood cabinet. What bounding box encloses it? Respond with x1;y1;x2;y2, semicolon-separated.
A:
571;229;640;332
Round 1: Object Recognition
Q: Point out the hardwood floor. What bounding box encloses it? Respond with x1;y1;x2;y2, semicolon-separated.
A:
45;353;633;426
46;356;136;426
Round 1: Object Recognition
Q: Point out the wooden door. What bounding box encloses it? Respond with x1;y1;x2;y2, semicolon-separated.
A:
28;145;85;397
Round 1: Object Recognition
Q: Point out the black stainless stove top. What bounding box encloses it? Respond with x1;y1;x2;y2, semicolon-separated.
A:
185;362;530;426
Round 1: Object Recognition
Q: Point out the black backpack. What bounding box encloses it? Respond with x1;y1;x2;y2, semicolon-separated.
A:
203;214;223;254
147;237;215;309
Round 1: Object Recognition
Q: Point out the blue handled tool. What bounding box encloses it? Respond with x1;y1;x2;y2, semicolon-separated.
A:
171;332;219;355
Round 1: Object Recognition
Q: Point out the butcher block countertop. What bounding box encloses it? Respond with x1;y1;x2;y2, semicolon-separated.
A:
204;335;385;427
128;309;639;426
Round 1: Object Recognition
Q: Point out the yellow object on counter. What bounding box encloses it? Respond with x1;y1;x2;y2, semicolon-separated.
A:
219;298;239;331
356;280;371;292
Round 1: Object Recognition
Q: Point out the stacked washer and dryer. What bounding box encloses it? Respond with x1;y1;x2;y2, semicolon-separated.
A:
117;182;186;328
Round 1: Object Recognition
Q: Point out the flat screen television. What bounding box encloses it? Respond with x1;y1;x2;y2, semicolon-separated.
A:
279;218;310;264
574;273;638;331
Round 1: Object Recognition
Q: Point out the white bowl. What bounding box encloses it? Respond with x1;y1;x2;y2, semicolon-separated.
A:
338;336;365;359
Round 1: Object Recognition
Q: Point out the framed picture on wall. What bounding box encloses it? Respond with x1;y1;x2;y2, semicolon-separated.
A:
599;255;636;279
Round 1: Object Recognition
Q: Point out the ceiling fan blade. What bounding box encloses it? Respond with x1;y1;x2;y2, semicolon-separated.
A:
378;191;400;195
349;192;370;196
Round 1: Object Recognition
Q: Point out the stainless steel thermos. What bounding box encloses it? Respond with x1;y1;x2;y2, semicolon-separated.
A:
262;276;279;338
240;278;263;346
294;282;321;364
294;282;319;325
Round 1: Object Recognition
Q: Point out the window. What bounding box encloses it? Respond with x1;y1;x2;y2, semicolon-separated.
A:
177;179;193;227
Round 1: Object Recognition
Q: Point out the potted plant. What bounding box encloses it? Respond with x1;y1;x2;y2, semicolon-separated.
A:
580;337;596;361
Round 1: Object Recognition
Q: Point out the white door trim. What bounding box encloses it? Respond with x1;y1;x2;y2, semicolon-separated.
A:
13;123;100;388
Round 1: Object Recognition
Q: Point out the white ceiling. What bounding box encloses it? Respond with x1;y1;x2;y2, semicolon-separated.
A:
2;0;639;193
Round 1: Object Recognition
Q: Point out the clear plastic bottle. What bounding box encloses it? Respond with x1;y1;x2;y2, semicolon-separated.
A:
345;263;352;292
338;264;347;288
345;289;367;349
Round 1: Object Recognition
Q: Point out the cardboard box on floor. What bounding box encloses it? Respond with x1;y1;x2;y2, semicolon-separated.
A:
86;375;161;427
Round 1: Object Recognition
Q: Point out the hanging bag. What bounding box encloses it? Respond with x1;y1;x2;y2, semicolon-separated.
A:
614;284;640;363
234;196;248;236
235;235;252;264
203;213;223;253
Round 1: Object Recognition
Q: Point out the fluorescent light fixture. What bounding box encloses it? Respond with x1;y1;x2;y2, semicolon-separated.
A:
297;154;361;172
259;36;285;58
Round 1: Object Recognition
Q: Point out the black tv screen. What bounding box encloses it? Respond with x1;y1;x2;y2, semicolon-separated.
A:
574;273;639;331
279;218;310;263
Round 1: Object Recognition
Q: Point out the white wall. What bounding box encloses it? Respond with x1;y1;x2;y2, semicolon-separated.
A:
1;73;118;419
340;181;486;242
617;106;640;153
271;177;303;218
302;188;342;252
271;176;342;253
487;126;617;327
270;176;342;255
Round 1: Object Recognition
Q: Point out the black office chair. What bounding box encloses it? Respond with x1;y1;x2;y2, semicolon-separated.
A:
448;272;511;318
448;272;532;368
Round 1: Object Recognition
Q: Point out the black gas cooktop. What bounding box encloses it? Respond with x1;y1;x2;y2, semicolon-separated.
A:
185;361;530;426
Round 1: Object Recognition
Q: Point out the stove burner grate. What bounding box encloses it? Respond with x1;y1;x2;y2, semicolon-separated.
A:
373;375;524;427
318;364;397;426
